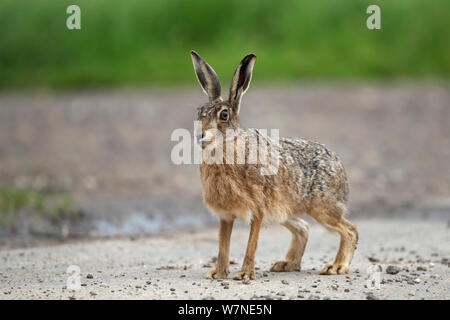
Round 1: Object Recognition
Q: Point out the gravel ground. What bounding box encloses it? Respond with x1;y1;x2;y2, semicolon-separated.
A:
0;85;449;299
1;216;448;300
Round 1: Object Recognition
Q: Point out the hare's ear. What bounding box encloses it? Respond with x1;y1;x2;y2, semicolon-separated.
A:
228;54;256;114
190;50;222;103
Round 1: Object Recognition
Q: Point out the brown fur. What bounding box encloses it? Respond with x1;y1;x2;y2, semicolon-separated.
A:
190;51;358;280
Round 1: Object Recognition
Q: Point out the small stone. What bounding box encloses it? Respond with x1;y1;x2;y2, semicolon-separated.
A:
368;257;379;263
89;291;97;296
417;266;427;271
366;293;379;300
429;263;435;268
281;280;289;285
414;278;421;284
170;288;176;291
386;265;401;275
86;274;94;279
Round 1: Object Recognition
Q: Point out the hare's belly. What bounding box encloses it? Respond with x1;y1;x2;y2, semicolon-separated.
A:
205;204;253;224
205;202;291;226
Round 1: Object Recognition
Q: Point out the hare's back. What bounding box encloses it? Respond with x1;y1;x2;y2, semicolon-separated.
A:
279;137;349;203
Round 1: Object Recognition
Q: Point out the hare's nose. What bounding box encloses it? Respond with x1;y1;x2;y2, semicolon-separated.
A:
196;132;205;142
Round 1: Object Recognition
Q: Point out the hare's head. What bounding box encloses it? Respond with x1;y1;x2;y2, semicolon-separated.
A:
190;51;256;149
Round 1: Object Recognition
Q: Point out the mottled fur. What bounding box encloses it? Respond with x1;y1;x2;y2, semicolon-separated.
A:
190;51;358;280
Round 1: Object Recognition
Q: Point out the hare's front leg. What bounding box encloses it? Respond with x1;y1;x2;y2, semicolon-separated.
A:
206;219;234;279
233;214;263;281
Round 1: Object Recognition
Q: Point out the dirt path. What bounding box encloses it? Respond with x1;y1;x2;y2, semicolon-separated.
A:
1;216;448;300
1;84;450;246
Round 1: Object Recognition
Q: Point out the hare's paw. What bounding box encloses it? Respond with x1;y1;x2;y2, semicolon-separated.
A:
320;263;349;275
270;261;301;272
206;268;229;279
233;270;255;281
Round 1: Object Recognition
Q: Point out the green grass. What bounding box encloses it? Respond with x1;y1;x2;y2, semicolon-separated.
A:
0;0;448;87
0;186;81;227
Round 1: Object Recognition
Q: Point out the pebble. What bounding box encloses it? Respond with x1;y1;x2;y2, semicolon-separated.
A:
281;280;289;285
417;266;427;271
86;274;94;279
386;265;401;275
366;293;379;300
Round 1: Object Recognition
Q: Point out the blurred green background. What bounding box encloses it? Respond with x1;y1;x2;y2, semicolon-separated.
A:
0;0;449;87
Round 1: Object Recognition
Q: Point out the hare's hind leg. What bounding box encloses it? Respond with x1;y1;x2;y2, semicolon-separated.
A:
309;203;358;275
270;217;309;272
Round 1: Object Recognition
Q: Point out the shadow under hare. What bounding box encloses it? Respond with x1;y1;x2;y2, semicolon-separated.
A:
190;50;358;281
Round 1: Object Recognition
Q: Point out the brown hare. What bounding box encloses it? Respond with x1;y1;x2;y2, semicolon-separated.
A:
190;50;358;281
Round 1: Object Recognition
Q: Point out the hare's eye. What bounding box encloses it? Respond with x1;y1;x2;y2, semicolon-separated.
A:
219;109;229;121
